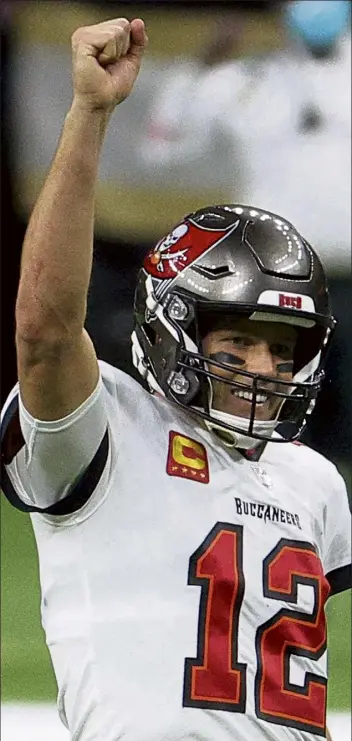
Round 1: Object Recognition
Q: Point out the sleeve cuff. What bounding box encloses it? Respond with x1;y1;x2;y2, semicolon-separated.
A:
326;564;352;596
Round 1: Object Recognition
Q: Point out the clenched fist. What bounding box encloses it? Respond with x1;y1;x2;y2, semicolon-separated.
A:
71;18;148;111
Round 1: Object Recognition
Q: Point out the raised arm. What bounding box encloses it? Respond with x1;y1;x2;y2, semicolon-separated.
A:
15;17;148;421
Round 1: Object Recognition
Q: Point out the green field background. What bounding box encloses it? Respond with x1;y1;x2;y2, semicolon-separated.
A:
1;491;351;708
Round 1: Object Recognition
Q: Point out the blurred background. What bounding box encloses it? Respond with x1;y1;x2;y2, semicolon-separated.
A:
1;0;351;730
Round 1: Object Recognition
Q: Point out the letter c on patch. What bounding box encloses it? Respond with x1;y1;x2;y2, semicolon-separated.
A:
172;435;206;470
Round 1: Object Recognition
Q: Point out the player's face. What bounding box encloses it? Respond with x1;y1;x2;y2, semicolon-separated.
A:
202;317;297;421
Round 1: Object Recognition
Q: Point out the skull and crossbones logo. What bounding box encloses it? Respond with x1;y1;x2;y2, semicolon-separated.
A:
149;224;189;273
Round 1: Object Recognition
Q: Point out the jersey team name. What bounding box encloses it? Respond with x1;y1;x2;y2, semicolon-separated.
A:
234;497;302;530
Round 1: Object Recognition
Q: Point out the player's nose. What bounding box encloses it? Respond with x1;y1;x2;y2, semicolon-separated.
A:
244;343;276;377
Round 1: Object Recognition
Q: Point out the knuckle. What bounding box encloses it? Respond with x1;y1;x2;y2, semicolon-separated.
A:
71;19;130;51
71;29;81;44
114;19;130;34
71;27;89;47
114;27;129;41
114;18;129;28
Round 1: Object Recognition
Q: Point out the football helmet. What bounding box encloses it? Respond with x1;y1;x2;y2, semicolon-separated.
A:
132;205;335;446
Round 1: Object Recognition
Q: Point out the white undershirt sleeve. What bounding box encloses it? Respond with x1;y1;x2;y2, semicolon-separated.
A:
9;374;108;509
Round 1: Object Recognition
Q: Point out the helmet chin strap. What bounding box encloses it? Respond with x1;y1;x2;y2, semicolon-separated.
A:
204;409;278;449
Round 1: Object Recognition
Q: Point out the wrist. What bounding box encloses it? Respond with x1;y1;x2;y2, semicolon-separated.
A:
67;98;112;135
57;99;111;174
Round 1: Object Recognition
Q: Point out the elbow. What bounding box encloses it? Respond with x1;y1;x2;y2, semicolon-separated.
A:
15;320;82;370
15;280;52;343
15;299;85;347
15;278;86;343
15;303;46;345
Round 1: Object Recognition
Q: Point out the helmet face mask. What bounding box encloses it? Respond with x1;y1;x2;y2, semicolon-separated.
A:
132;205;335;445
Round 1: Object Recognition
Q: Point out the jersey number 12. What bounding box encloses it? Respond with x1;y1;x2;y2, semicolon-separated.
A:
183;522;329;736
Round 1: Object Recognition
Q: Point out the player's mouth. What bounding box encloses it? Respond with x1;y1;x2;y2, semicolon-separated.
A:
212;379;283;420
231;388;268;405
225;385;279;420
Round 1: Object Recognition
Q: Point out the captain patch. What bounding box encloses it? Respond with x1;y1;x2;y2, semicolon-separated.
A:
166;431;209;484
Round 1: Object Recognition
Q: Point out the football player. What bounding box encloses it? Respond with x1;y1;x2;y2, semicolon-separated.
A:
1;17;350;741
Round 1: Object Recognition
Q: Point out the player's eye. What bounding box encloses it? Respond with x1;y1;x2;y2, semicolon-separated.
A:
271;343;294;360
230;336;251;348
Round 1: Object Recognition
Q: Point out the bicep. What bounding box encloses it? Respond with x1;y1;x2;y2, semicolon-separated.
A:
16;328;99;421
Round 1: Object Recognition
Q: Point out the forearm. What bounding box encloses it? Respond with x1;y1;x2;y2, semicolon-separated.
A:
16;101;109;341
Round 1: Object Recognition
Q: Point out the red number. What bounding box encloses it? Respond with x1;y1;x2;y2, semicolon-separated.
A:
183;526;330;737
255;540;330;735
183;523;246;712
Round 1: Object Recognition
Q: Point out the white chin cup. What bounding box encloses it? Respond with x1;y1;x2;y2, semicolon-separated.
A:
204;408;278;449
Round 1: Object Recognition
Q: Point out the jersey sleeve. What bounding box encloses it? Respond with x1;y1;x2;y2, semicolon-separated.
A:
1;368;110;515
322;465;352;596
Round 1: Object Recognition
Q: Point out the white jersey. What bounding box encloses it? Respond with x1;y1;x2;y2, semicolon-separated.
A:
1;362;351;741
